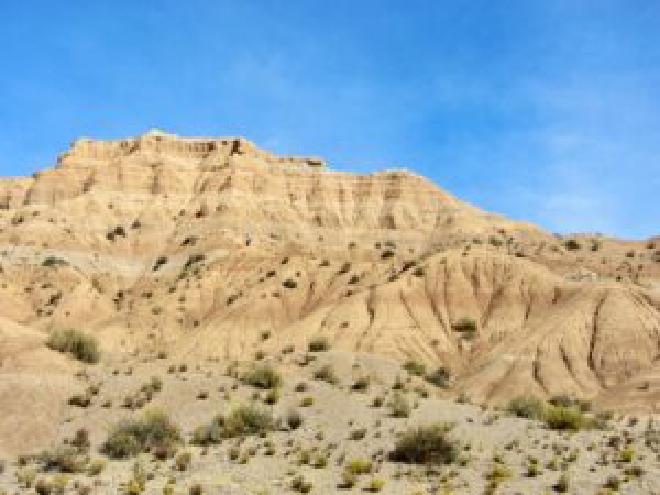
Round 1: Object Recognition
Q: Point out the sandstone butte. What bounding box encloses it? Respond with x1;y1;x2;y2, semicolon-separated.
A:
0;130;658;455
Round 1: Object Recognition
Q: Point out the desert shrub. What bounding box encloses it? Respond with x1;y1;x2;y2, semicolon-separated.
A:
337;261;352;274
241;364;282;389
42;256;68;267
554;473;570;493
350;428;367;440
526;458;541;477
70;428;90;453
351;375;370;392
366;478;385;492
507;395;546;420
68;394;91;408
175;451;191;471
563;239;581;251
40;447;86;473
488;236;504;247
308;336;330;352
381;249;395;259
425;367;451;388
390;424;459;464
544;405;587;431
486;463;513;481
264;388;280;404
286;409;303;430
46;329;99;363
191;415;223;446
189;484;202;495
87;459;105;476
451;317;477;335
102;410;180;459
389;392;410;418
313;364;339;384
402;360;426;376
282;278;297;289
291;475;312;493
345;458;373;475
222;404;273;438
183;253;205;270
300;396;315;407
34;478;57;495
619;447;635;462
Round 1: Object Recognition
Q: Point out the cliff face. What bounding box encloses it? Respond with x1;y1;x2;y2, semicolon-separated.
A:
0;131;659;421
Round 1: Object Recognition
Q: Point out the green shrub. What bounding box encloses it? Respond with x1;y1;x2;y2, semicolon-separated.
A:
390;424;459;464
425;367;451;388
87;459;105;476
102;410;180;459
46;329;99;363
366;478;385;492
486;463;513;481
619;447;635;462
344;458;373;475
191;416;223;446
507;395;546;420
242;364;282;389
222;404;273;438
402;360;426;376
544;405;587;431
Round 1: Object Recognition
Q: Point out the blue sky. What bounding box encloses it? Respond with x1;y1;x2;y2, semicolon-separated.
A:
1;1;658;238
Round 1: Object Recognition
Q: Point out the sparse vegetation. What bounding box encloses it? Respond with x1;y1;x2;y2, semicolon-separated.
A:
390;424;459;464
425;366;451;388
313;364;339;384
102;410;180;459
507;395;546;420
402;360;426;376
308;336;330;352
241;364;283;389
46;329;99;363
544;405;588;431
221;403;273;438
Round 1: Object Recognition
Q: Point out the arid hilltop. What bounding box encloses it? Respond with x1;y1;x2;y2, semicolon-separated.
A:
0;131;659;481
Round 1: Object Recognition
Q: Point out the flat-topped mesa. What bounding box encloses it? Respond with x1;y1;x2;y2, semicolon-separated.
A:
58;129;326;169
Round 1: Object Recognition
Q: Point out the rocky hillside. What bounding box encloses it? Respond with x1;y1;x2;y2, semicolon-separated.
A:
1;130;659;449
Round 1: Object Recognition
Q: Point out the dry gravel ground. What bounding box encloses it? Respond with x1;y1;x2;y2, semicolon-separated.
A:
0;349;658;495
